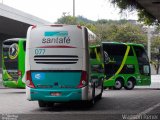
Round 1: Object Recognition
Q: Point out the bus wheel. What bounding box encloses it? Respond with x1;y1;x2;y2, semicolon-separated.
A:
90;83;96;105
124;80;135;90
114;79;123;90
97;78;104;99
38;101;47;107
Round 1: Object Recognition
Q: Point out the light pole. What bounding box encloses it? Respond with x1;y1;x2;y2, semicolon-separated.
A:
147;26;152;61
147;26;156;61
73;0;75;17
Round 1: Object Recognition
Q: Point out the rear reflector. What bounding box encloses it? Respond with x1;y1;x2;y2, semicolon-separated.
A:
77;25;82;29
77;71;87;88
26;71;35;88
31;25;36;29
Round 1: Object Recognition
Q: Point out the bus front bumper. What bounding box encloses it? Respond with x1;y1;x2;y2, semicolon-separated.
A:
3;81;25;88
26;86;83;102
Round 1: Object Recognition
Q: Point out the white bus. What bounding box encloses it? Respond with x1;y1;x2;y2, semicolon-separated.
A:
25;25;104;107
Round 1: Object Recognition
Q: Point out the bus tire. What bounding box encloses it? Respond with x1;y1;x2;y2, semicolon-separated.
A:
90;82;96;106
124;79;135;90
114;79;123;90
38;101;46;107
97;78;104;99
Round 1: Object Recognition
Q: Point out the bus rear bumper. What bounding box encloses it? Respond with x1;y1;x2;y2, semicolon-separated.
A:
26;86;84;102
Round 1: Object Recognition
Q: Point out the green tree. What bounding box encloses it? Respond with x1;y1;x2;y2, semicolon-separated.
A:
97;23;147;45
56;15;96;31
56;13;77;25
56;15;98;44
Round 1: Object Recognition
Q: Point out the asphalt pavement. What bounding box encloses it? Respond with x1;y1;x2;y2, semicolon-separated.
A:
0;88;160;120
0;74;160;120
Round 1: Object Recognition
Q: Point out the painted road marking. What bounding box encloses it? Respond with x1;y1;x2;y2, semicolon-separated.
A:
128;102;160;119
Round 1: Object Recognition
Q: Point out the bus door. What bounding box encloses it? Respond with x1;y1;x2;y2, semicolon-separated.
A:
133;46;151;85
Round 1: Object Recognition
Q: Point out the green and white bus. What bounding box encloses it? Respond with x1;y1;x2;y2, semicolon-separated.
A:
102;42;151;90
25;25;104;107
2;38;26;88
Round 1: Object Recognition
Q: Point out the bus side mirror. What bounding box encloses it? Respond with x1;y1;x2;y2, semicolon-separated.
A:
143;65;150;74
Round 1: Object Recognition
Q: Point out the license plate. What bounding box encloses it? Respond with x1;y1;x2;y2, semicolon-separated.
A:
50;92;61;96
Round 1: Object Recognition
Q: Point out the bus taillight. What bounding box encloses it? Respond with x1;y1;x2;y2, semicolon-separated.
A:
77;25;82;29
77;71;87;88
26;70;35;88
31;25;36;29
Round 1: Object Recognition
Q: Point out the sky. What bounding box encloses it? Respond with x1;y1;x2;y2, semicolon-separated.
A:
2;0;138;23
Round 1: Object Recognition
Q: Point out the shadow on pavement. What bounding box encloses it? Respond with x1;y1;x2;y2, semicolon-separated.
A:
4;91;26;94
33;98;104;112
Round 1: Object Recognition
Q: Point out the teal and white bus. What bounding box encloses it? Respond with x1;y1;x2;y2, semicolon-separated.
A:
2;38;26;88
25;25;104;107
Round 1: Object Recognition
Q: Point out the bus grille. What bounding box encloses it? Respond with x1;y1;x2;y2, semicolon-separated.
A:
34;55;79;64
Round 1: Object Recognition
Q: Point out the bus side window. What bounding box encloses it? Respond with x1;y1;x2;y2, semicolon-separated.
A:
96;46;103;61
90;47;103;73
90;48;96;59
96;47;101;56
23;42;26;51
134;46;149;64
133;46;150;75
128;47;134;56
120;64;135;74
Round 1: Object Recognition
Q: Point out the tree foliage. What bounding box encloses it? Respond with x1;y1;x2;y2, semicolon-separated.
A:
56;15;96;32
56;15;147;45
110;0;158;25
95;23;147;46
56;15;77;25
